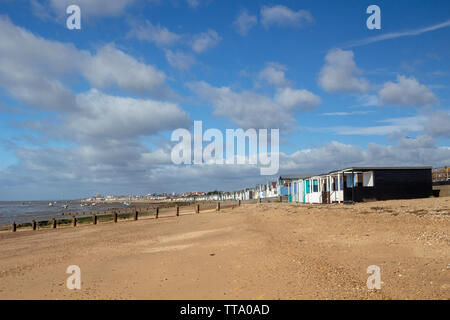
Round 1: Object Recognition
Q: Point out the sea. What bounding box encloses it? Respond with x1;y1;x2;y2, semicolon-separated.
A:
0;201;127;226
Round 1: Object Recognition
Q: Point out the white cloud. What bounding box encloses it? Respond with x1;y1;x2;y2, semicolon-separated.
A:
0;16;84;73
3;74;77;111
326;116;423;136
71;89;190;139
191;29;221;53
257;63;321;111
128;20;221;56
83;44;174;99
1;85;192;199
318;49;369;94
281;137;449;173
322;111;373;116
378;75;436;107
345;19;450;48
261;5;313;28
423;110;450;138
187;81;320;131
13;89;191;143
0;17;176;109
258;62;289;87
0;16;83;110
187;81;291;129
233;9;258;36
358;94;380;107
320;112;450;139
274;87;321;111
127;20;181;47
165;50;196;71
330;125;418;136
0;16;195;199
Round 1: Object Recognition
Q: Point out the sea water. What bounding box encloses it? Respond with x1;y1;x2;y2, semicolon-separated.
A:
0;201;126;226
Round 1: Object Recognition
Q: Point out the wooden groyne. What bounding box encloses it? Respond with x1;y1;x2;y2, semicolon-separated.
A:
1;197;281;233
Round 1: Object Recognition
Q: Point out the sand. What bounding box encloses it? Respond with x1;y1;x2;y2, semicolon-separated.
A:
0;197;448;300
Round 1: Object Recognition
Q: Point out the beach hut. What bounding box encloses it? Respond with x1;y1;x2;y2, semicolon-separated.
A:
290;167;432;204
278;175;307;198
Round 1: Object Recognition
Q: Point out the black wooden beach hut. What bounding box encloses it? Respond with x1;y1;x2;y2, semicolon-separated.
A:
332;166;433;202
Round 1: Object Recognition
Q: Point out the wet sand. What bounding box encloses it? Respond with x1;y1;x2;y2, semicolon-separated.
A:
0;197;448;299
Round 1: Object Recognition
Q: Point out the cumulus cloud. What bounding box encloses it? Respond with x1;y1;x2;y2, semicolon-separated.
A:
127;20;181;47
1;73;77;112
0;17;176;108
233;9;258;36
191;29;222;53
378;75;436;107
0;16;200;201
261;5;313;28
0;16;83;110
0;144;267;200
258;62;289;87
82;44;174;99
71;89;190;139
423;110;450;138
128;20;221;56
318;49;369;94
12;89;191;145
281;137;449;174
274;88;321;111
187;81;292;129
2;88;192;200
0;19;187;137
187;81;320;131
165;50;196;71
127;19;224;59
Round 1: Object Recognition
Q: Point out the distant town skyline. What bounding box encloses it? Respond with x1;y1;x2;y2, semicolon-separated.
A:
0;0;449;200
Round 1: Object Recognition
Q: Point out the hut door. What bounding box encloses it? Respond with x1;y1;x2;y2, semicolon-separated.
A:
321;180;327;203
299;181;304;203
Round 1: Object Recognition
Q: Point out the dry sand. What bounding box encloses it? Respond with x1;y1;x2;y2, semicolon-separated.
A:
0;197;449;300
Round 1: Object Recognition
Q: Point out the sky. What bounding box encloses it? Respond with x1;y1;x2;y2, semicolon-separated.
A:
0;0;449;200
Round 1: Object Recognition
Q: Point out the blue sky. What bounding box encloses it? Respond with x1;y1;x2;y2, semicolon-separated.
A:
0;0;449;200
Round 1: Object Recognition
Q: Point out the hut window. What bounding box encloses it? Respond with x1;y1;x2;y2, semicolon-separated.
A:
345;174;353;188
312;179;319;192
363;171;374;187
356;173;363;187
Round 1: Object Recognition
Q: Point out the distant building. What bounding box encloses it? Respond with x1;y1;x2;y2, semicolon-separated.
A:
432;166;449;183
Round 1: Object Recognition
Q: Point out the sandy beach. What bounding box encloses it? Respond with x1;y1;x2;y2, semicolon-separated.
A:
0;197;448;300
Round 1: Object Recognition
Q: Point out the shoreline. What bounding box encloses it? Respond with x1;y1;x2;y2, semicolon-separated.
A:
0;198;274;231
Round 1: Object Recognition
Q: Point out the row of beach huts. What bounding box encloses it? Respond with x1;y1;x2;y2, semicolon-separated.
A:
172;166;434;204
